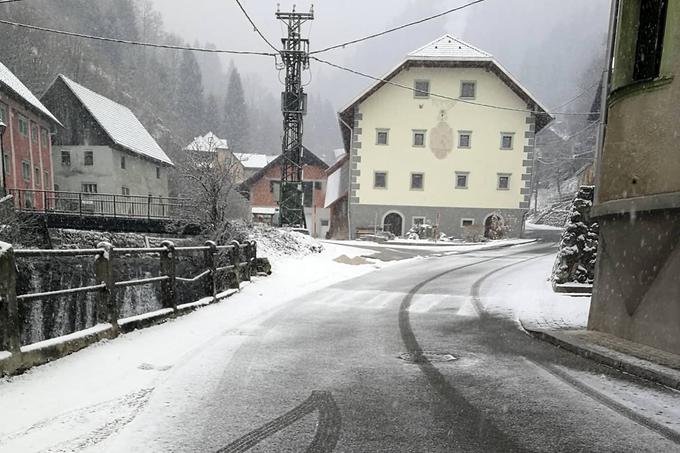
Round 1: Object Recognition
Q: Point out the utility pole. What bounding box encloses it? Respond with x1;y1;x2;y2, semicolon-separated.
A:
276;5;314;228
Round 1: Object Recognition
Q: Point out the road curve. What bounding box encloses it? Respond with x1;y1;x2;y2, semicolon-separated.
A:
98;243;680;453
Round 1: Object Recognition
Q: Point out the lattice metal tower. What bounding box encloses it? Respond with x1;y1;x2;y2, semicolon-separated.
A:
276;6;313;227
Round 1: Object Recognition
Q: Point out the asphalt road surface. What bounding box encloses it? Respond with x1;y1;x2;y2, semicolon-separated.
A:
101;242;680;453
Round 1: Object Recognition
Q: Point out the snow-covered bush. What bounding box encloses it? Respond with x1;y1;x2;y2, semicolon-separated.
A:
463;224;484;243
406;223;436;240
485;213;510;240
552;186;598;285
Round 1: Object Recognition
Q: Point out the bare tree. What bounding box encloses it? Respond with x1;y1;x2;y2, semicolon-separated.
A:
180;133;250;229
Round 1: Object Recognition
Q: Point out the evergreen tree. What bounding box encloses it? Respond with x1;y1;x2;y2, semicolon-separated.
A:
204;93;221;135
223;63;249;153
176;50;205;138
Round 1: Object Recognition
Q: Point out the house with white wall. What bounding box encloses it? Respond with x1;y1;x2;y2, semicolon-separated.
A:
333;34;552;238
41;75;174;198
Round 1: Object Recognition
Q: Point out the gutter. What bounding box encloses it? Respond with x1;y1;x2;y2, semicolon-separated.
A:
338;115;354;240
593;0;620;205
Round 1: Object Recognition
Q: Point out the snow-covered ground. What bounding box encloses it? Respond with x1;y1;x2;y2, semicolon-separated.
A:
477;253;590;330
0;240;393;453
324;238;536;253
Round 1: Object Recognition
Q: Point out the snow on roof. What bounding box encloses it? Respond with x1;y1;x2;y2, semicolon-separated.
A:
407;34;492;60
0;61;61;125
237;153;278;169
57;75;173;166
185;132;229;152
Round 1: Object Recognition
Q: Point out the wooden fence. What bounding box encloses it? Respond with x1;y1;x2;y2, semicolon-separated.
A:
0;239;258;357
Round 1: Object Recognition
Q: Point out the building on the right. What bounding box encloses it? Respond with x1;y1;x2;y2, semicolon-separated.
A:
589;0;680;355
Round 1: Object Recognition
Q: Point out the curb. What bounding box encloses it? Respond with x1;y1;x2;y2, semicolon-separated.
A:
0;279;263;377
522;324;680;391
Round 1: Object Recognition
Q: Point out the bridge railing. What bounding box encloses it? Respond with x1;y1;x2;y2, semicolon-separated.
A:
8;188;194;220
0;239;258;355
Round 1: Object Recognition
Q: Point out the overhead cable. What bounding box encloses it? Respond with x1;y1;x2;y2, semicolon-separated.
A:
234;0;280;54
309;0;487;55
311;56;601;117
0;18;278;56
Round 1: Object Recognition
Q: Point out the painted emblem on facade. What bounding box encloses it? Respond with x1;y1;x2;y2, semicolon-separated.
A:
429;120;454;160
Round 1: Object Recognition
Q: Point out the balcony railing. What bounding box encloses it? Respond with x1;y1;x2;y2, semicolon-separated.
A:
8;188;195;221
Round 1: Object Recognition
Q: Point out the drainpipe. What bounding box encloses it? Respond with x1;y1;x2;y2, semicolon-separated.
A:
593;0;620;205
338;116;353;240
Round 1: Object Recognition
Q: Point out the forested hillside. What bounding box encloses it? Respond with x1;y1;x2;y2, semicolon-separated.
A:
0;0;342;173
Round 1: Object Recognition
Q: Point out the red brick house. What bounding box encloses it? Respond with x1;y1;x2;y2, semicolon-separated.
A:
0;62;61;209
241;148;330;238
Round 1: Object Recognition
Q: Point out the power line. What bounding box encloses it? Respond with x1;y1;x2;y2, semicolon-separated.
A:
550;79;601;111
309;0;487;55
311;56;600;117
234;0;280;54
0;18;277;56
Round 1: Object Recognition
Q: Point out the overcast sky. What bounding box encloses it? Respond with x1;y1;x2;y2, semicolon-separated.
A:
148;0;612;110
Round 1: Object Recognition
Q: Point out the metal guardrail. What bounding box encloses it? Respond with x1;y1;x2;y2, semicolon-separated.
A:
0;239;259;353
8;188;196;221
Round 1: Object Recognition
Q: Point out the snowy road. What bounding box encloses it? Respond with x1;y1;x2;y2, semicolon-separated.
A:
2;242;680;452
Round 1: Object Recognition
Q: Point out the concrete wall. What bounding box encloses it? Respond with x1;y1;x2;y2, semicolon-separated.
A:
598;0;680;203
589;211;680;354
353;65;534;212
590;0;680;355
52;145;169;197
350;203;524;238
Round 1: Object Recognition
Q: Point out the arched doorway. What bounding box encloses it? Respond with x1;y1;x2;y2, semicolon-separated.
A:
383;212;404;237
484;213;504;239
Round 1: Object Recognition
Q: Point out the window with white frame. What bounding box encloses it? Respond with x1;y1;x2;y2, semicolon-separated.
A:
461;218;475;227
455;172;469;189
22;161;30;181
18;115;28;136
376;129;389;145
414;80;430;98
458;131;472;149
61;150;71;166
497;174;511;190
374;171;387;189
460;81;476;99
412;130;426;147
82;183;98;193
500;133;515;150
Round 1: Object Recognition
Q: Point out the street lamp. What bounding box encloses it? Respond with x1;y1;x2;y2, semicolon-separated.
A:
0;121;6;196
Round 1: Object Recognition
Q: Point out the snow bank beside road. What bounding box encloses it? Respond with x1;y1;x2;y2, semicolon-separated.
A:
476;253;590;330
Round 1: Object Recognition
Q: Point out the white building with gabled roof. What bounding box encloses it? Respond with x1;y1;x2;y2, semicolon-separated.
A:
41;74;174;198
331;34;553;239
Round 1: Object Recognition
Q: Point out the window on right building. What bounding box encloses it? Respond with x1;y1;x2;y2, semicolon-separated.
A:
500;133;514;150
497;174;511;190
633;0;668;81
